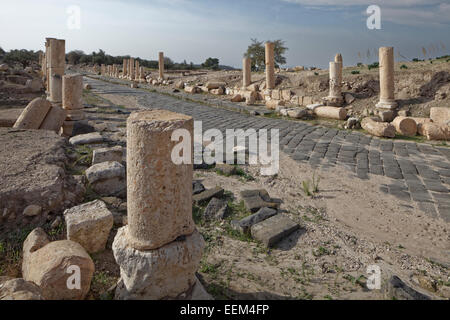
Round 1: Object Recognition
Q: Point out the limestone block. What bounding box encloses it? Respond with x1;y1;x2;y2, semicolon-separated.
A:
0;277;44;300
205;82;226;89
39;105;67;133
281;89;292;101
411;117;433;135
287;108;308;119
22;229;94;300
421;123;450;141
231;94;244;102
113;227;204;300
430;107;450;124
314;106;347;120
69;132;104;145
266;100;285;110
13;98;51;129
233;207;277;234
361;117;396;138
184;86;199;94
210;88;224;95
392;116;417;136
61;120;75;137
92;146;123;165
64;200;114;253
271;89;281;100
85;161;126;196
251;214;300;248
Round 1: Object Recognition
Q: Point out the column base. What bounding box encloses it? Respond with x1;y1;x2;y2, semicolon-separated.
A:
376;100;398;110
112;226;205;300
323;96;343;107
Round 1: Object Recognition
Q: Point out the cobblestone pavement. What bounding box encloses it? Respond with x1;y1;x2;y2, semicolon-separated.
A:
85;76;450;222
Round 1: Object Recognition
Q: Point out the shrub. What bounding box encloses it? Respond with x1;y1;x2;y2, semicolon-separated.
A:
351;70;360;75
400;64;408;69
368;62;379;70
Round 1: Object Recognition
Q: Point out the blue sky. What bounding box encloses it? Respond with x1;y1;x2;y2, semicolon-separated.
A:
1;0;449;68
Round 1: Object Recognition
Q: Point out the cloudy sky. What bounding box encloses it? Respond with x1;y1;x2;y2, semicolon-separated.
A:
1;0;449;68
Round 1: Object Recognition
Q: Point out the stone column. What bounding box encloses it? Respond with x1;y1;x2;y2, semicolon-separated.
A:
265;42;275;89
158;52;164;80
113;110;206;300
48;39;65;105
325;61;343;106
139;66;145;82
243;57;251;88
135;60;140;81
62;74;84;136
44;38;55;93
123;59;128;78
129;58;135;81
334;53;343;77
376;47;397;110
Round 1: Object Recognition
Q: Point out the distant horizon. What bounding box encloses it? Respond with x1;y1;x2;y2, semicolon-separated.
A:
1;0;449;69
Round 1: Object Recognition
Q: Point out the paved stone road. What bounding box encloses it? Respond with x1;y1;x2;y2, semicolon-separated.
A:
85;77;450;222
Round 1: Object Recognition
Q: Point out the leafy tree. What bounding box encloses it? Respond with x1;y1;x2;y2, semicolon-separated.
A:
3;49;39;67
202;57;220;70
0;47;5;60
244;38;288;71
66;50;85;65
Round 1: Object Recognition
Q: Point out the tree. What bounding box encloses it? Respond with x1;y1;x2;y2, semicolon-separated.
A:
66;50;85;65
0;47;5;60
244;38;288;71
3;49;39;67
202;57;219;70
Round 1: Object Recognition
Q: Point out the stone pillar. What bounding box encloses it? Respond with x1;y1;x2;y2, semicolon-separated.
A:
158;52;164;80
325;61;343;106
243;57;251;88
62;74;84;136
334;53;343;76
265;42;275;89
123;59;128;78
48;39;65;105
376;47;397;110
113;110;206;300
44;38;55;93
135;60;140;81
129;58;135;80
139;66;145;82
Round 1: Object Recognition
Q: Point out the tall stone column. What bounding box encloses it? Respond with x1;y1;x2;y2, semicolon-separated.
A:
376;47;397;110
48;39;65;105
265;42;275;89
44;38;55;94
334;53;343;77
325;61;343;106
158;52;164;80
113;110;206;300
129;58;135;81
123;59;128;78
243;57;251;88
135;60;140;81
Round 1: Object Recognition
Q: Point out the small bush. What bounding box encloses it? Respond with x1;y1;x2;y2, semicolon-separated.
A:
351;70;360;75
400;64;408;69
357;63;363;67
368;62;379;70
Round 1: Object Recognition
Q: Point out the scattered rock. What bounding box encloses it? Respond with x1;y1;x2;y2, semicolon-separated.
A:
64;200;114;253
0;277;44;300
287;108;307;119
216;163;237;176
378;110;395;122
85;161;126;197
69;132;104;145
232;207;278;234
344;93;355;104
204;197;229;220
241;189;279;213
13;98;51;129
92;146;123;165
193;187;224;204
385;276;431;300
192;181;205;195
251;214;300;247
22;228;95;300
23;205;42;217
